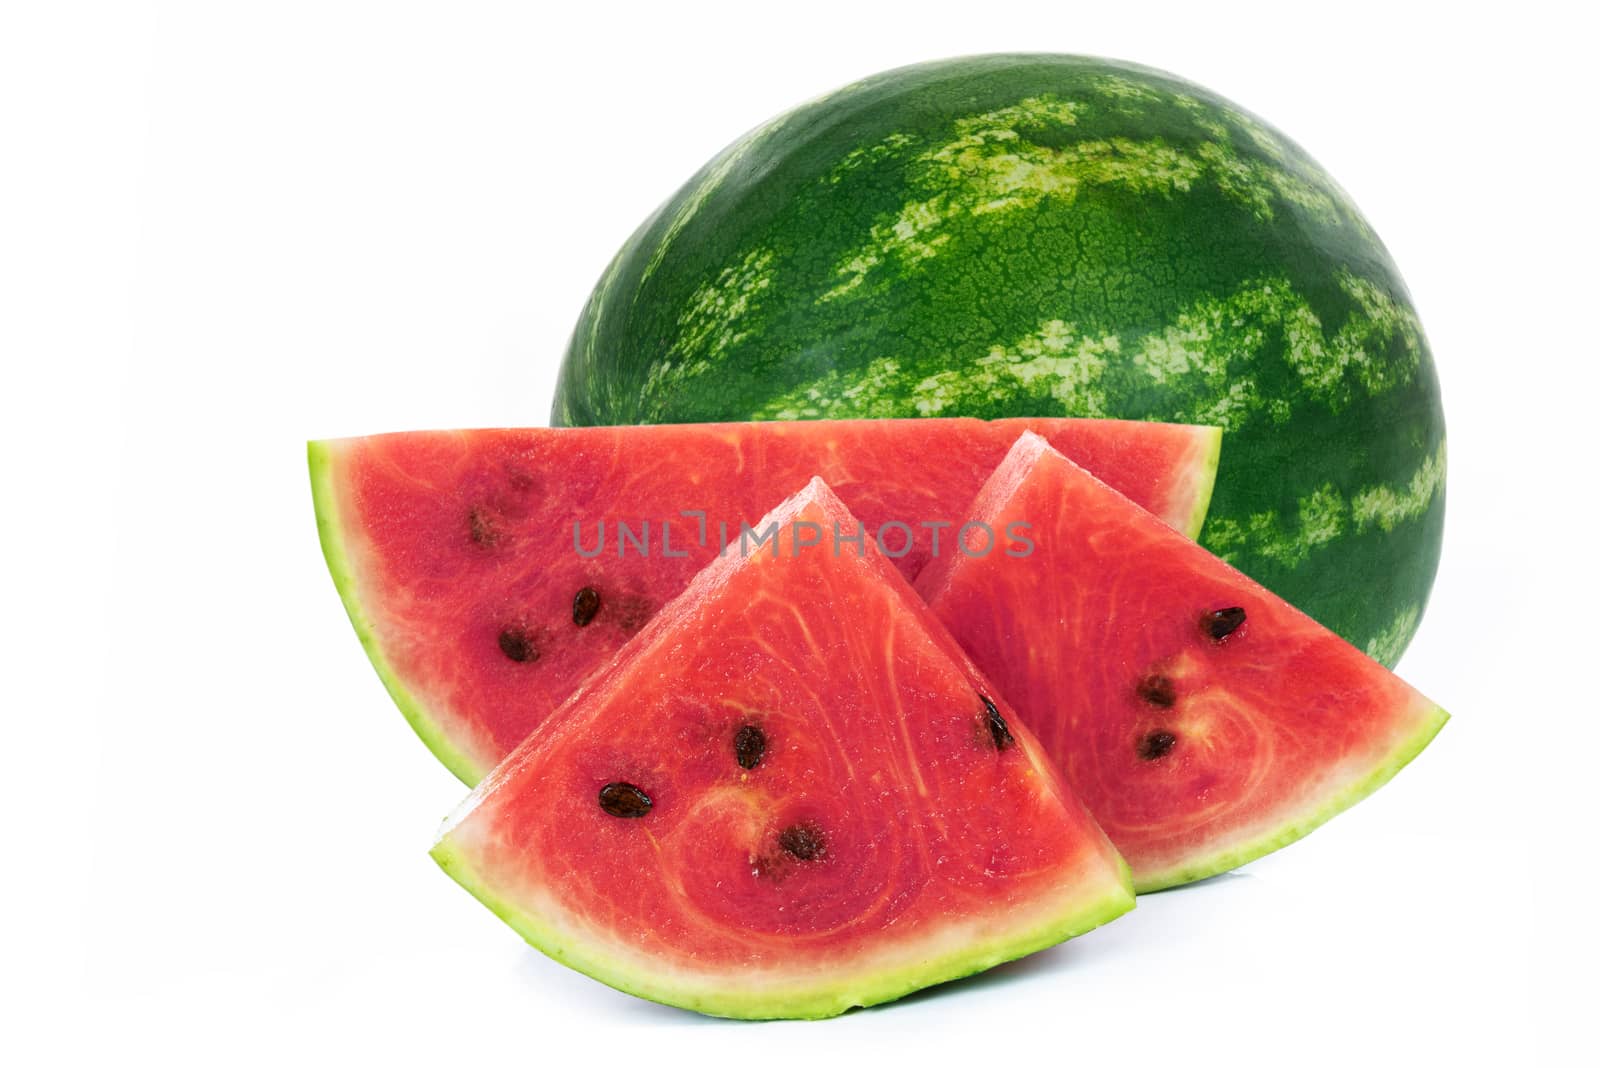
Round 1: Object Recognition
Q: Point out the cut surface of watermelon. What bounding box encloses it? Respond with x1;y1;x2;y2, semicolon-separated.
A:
916;432;1446;892
431;478;1134;1019
310;418;1218;783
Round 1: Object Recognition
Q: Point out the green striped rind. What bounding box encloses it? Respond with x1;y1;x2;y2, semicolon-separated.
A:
308;441;488;785
1137;702;1449;893
554;54;1446;665
431;836;1134;1020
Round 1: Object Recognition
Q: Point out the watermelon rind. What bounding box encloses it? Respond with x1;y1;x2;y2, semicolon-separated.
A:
553;53;1447;667
1137;700;1448;892
431;834;1134;1020
1178;424;1222;540
307;440;488;783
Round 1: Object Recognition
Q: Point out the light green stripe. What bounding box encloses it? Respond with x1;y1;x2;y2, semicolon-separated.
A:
1184;425;1224;541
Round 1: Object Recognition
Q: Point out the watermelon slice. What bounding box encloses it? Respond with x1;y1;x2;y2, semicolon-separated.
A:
431;478;1134;1019
916;432;1447;892
309;418;1219;784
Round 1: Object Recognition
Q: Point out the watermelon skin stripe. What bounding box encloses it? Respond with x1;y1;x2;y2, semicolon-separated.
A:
308;418;1217;784
554;53;1446;667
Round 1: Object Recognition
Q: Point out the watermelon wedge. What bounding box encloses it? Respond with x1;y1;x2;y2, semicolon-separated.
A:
431;478;1134;1019
917;432;1447;892
309;418;1219;784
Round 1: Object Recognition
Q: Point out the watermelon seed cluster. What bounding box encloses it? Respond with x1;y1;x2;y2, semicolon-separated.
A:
1129;606;1249;761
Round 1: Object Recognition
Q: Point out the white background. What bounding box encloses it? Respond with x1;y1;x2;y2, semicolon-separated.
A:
4;2;1595;1064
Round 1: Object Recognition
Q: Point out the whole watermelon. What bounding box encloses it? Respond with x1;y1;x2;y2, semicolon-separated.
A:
553;54;1445;665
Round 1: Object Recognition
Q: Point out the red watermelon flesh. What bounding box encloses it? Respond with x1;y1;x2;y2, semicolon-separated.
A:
916;432;1446;892
309;418;1219;784
430;478;1134;1019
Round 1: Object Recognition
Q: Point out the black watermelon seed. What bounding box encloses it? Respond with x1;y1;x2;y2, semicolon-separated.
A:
778;823;825;861
734;723;767;770
572;586;601;627
468;506;498;547
1202;606;1247;641
497;627;538;663
598;782;652;818
1136;674;1177;708
981;694;1015;750
1138;731;1178;761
